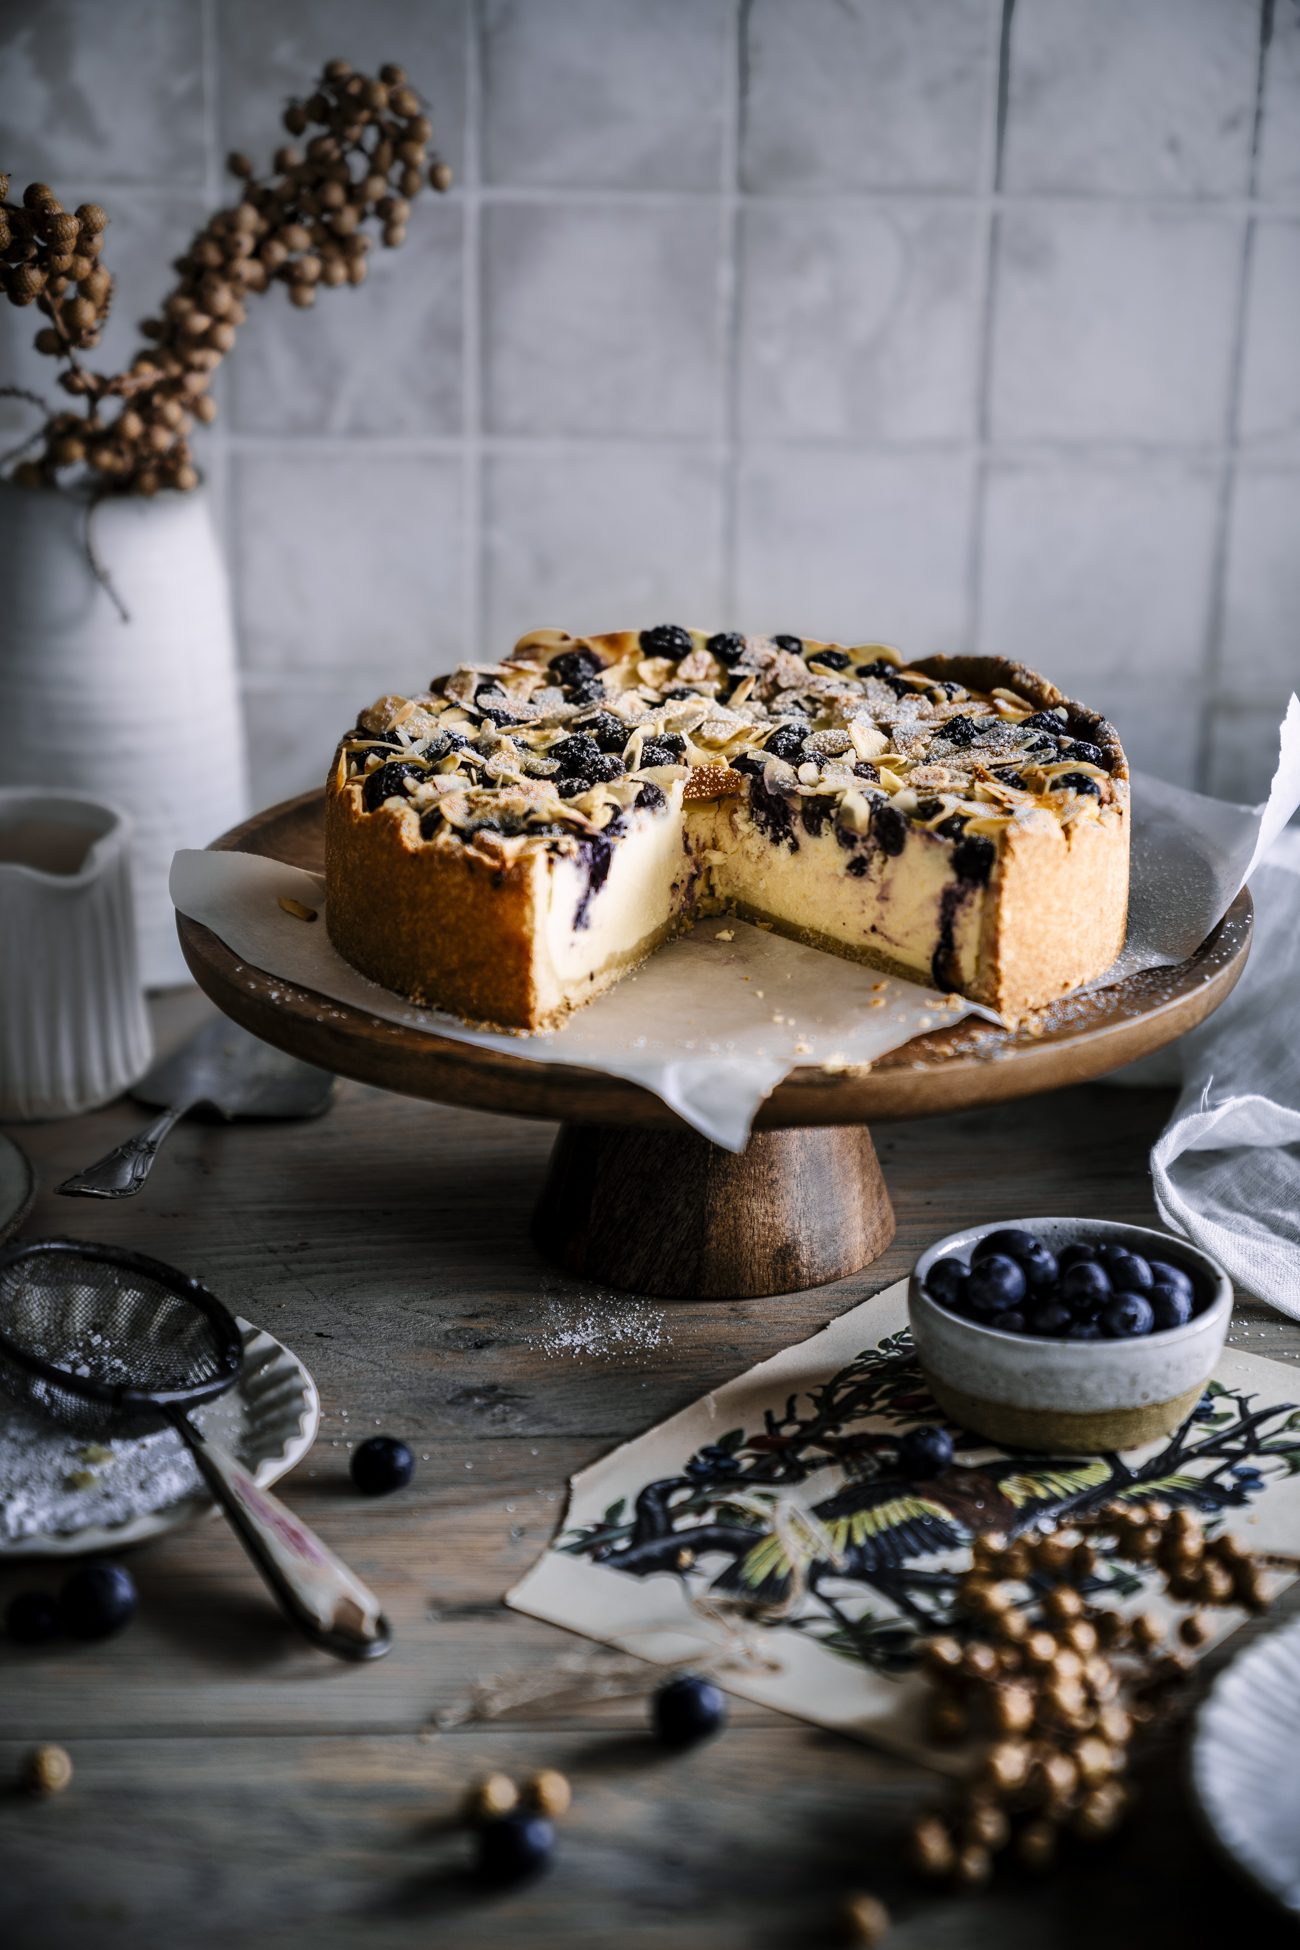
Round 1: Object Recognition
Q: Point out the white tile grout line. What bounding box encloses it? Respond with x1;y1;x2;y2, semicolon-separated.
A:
967;0;1013;655
84;180;1300;217
718;0;745;622
461;0;484;662
219;430;1300;466
1196;0;1276;787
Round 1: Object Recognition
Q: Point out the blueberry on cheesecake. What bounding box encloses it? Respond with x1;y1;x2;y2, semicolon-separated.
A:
325;629;1129;1030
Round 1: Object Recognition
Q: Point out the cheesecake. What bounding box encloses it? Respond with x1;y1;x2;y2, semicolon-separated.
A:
324;628;1129;1031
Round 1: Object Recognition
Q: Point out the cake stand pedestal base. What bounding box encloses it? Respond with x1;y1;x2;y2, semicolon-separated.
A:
532;1122;895;1300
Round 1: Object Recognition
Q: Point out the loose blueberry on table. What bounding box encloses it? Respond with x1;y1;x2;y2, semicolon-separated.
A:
653;1672;728;1749
924;1233;1205;1339
59;1560;137;1639
350;1435;415;1495
476;1810;556;1883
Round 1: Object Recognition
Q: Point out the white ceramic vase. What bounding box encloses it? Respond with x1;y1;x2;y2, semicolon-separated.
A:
0;478;249;985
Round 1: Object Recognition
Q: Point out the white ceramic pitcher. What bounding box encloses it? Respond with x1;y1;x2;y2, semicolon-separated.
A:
0;789;153;1119
0;478;249;986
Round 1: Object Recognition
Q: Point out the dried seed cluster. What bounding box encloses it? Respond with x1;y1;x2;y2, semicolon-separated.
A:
908;1502;1275;1891
3;59;451;497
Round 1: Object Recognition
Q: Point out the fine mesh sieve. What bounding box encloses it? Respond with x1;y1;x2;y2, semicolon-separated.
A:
0;1239;390;1661
0;1240;244;1441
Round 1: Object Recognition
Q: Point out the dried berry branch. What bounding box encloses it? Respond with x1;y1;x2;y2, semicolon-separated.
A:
1;58;452;498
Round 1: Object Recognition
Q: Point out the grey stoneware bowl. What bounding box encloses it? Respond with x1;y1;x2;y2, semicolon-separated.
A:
908;1217;1233;1454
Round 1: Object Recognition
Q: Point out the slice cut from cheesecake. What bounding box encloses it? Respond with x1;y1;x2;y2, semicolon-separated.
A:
323;630;1129;1031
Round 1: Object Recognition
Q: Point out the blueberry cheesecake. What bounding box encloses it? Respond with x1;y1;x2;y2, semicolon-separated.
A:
324;628;1129;1030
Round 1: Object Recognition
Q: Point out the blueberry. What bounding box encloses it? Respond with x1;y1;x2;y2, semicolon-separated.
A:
657;733;687;757
654;1673;727;1749
935;814;967;841
808;648;850;671
419;809;441;841
1148;1260;1195;1304
1066;740;1105;767
477;1811;555;1883
853;761;880;781
5;1591;60;1645
350;1436;415;1496
578;711;628;754
1021;1245;1059;1293
1149;1284;1193;1331
940;715;980;748
1026;1300;1074;1338
871;801;909;857
763;724;808;764
898;1425;954;1478
966;1254;1027;1315
915;798;945;821
59;1561;137;1640
663;686;698;701
1102;1248;1153;1291
989;1310;1027;1334
1058;1242;1100;1273
953;836;996;886
1067;1320;1104;1341
772;634;804;654
638;741;678;769
550;732;601;773
549;646;604;686
1101;1292;1156;1338
586;753;626;783
362;760;422;813
567;675;607;705
925;1256;968;1310
639;625;694;662
1053;772;1102;797
1061;1260;1112;1311
995;770;1029;791
635;782;668;813
706;631;746;666
1021;709;1068;733
475;683;518;726
973;1229;1044;1265
555;775;591;798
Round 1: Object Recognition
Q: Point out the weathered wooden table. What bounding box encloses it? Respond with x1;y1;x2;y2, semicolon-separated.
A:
2;988;1297;1950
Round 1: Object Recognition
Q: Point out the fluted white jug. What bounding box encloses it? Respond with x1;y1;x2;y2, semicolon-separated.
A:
0;789;153;1119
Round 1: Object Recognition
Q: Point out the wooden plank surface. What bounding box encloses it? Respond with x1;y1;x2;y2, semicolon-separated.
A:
2;988;1298;1948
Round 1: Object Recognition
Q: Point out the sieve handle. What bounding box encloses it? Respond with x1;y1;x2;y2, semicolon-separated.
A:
57;1099;205;1199
171;1412;392;1661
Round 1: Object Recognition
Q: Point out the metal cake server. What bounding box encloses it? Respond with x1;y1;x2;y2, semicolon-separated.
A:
58;1019;335;1200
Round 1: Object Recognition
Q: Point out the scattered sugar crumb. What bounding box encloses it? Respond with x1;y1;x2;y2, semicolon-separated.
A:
715;929;734;941
524;1286;667;1362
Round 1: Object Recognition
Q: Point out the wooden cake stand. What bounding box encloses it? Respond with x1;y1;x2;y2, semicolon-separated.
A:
179;792;1253;1300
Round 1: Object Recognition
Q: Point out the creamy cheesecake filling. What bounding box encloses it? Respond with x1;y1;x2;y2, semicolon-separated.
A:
699;797;986;991
532;784;695;1018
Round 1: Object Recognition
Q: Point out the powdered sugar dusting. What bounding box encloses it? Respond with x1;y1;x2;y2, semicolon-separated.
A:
524;1285;667;1362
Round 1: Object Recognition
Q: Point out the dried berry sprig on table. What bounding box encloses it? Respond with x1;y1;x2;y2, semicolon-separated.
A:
1;58;452;501
905;1500;1290;1892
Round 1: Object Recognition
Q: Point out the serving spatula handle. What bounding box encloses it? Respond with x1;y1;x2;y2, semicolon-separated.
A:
56;1098;203;1199
172;1411;391;1661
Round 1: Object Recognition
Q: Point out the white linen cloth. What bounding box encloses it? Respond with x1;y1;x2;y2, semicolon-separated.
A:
1152;824;1300;1318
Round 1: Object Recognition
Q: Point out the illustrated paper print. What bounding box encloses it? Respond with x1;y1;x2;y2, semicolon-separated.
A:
508;1281;1300;1762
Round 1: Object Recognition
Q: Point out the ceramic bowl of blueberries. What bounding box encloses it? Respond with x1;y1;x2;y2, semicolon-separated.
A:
908;1218;1231;1453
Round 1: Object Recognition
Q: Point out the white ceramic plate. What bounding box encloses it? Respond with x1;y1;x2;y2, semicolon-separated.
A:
1192;1614;1300;1916
0;1317;320;1558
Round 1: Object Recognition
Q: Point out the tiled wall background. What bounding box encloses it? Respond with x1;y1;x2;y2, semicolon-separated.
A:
2;0;1298;809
